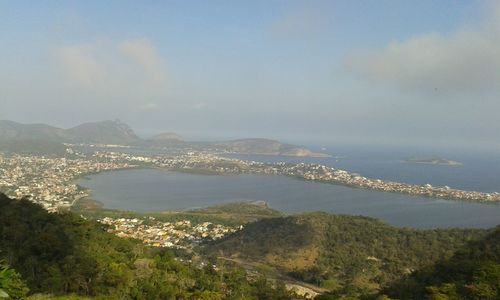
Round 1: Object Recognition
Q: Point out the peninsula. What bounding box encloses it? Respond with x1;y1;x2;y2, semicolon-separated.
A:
216;138;331;158
3;148;498;215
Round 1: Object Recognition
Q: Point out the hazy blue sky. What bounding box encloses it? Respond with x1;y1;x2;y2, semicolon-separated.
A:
1;1;499;148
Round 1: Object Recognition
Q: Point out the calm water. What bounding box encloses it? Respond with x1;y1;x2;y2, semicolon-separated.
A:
77;168;500;229
224;147;500;193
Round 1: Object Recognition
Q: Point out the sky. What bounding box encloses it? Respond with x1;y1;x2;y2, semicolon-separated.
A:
1;0;499;149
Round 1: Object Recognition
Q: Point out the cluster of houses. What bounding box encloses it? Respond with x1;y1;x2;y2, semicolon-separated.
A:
279;163;500;202
0;153;136;211
98;216;239;248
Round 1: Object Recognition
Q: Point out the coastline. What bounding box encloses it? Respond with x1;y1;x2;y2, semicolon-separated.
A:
217;151;332;158
73;161;500;208
70;168;500;229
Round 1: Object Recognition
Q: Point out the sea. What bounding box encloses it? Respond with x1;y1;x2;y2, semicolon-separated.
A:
77;145;500;229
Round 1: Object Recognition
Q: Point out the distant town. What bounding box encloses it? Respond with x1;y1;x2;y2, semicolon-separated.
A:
0;151;136;212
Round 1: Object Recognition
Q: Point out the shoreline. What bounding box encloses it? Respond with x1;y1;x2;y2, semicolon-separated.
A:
74;166;500;208
71;189;500;230
72;167;500;223
216;151;332;158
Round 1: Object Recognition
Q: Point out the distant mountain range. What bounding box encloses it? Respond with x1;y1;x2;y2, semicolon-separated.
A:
0;120;329;157
0;120;69;142
0;119;139;145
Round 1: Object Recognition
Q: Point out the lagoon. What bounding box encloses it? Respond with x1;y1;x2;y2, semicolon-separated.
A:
77;168;500;229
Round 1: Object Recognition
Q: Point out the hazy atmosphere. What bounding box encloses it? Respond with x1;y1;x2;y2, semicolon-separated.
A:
2;1;500;148
1;2;500;299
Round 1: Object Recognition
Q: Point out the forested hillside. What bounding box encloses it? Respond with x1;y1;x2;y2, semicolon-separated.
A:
1;192;497;299
382;226;499;299
206;213;490;298
0;193;294;299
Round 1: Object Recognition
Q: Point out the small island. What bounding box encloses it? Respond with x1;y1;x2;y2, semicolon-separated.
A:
404;156;462;166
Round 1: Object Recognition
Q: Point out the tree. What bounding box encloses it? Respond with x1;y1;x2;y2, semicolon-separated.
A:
0;261;29;299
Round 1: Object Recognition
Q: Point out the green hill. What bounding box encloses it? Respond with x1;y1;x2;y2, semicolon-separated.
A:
382;226;499;299
0;193;294;299
73;200;283;227
205;213;489;297
187;201;283;219
1;192;496;299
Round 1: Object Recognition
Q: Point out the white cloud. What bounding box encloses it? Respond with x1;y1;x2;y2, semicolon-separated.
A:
345;3;500;96
56;44;105;89
54;38;168;97
118;38;167;82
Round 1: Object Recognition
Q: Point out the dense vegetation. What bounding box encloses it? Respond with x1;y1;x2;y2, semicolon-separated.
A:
206;213;491;298
0;193;294;299
73;199;283;227
382;226;499;299
0;261;29;299
189;202;281;217
1;192;497;299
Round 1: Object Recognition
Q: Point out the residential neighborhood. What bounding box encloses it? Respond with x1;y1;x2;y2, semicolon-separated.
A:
98;216;240;249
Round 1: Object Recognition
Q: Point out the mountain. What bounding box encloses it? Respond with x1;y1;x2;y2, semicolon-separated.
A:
0;121;70;155
218;138;330;157
0;120;69;141
206;213;487;296
0;119;140;146
144;132;185;147
150;132;183;142
67;120;140;144
0;120;324;157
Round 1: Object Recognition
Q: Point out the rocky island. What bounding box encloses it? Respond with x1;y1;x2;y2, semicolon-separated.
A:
405;156;462;166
